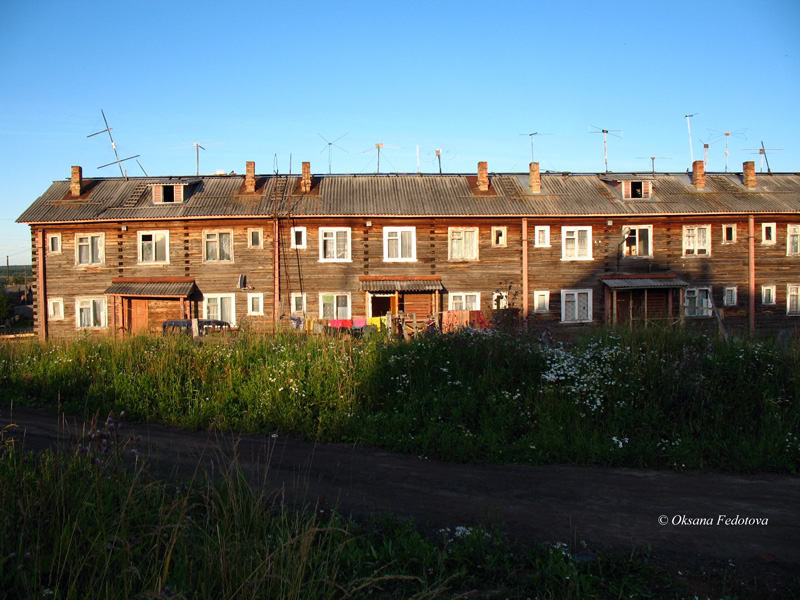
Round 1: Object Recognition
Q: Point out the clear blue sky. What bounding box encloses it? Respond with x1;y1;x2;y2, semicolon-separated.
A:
2;0;799;265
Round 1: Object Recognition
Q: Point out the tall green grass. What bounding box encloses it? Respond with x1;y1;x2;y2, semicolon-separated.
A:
1;326;799;472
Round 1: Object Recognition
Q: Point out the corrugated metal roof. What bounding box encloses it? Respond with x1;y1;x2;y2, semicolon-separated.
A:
104;281;197;297
600;277;689;289
17;171;800;224
360;279;445;292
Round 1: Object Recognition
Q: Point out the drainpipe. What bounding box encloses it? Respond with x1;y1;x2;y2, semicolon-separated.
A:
36;229;47;341
273;216;280;332
748;215;755;334
522;218;529;320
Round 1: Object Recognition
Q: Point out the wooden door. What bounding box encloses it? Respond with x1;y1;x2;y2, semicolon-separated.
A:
129;299;149;333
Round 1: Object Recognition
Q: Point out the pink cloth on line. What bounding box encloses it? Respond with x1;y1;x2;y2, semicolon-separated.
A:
352;318;367;328
329;319;342;328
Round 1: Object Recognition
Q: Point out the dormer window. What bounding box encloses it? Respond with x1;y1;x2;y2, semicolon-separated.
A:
153;184;185;204
623;181;652;199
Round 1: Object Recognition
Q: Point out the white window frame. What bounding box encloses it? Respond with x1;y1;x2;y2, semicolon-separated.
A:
203;230;234;263
75;233;104;266
722;224;737;244
561;289;592;323
534;226;550;248
203;293;236;325
622;225;653;258
319;227;351;262
247;292;264;316
762;223;776;245
137;230;170;264
491;226;507;248
787;225;800;256
152;184;185;204
290;292;306;315
247;228;263;249
682;225;711;257
561;226;592;260
723;286;738;307
448;227;479;261
448;292;480;311
48;298;64;321
290;227;307;249
383;226;416;262
788;285;800;315
533;291;550;313
47;233;61;255
319;292;351;319
762;285;776;306
684;287;712;318
492;291;508;309
75;297;107;329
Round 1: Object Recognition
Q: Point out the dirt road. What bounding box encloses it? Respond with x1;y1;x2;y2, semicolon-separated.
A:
3;406;798;593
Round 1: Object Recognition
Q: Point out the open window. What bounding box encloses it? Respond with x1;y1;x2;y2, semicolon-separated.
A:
153;184;185;204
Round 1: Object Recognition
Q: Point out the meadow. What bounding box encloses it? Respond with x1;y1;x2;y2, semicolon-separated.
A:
1;326;798;473
1;326;799;598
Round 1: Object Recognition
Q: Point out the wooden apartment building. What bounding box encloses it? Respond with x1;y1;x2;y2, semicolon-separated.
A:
17;159;800;339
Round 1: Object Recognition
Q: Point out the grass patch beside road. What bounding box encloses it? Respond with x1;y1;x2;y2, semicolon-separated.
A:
1;326;799;472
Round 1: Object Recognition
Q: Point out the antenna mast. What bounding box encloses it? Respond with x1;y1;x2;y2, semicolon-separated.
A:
590;126;623;172
318;133;348;174
685;113;698;163
87;109;139;179
744;142;782;173
519;132;552;163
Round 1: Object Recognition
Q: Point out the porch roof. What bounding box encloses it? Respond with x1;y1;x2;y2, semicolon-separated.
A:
104;278;197;298
360;276;444;292
600;275;688;290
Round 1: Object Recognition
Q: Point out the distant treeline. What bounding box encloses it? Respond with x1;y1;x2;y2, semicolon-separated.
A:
1;265;33;286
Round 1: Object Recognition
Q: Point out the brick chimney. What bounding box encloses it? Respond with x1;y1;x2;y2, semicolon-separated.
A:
529;162;541;193
692;160;706;190
70;166;82;197
743;161;757;189
477;161;489;192
244;161;256;193
301;162;312;193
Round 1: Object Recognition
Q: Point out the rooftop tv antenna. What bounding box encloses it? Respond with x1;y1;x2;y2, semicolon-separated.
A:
744;142;782;173
698;136;720;168
709;128;747;172
171;141;223;175
518;132;552;163
590;125;623;172
685;113;698;163
359;142;399;173
87;109;140;179
318;133;348;174
636;156;671;173
419;145;457;173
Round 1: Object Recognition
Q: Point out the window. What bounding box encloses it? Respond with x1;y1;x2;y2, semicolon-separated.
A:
76;297;106;328
320;293;350;319
685;287;711;317
533;291;550;312
762;223;776;245
788;225;800;256
248;228;263;249
623;180;652;199
138;231;169;264
449;292;480;311
561;289;592;322
682;225;711;256
492;291;508;309
788;285;800;315
561;227;592;260
448;227;479;261
153;184;184;204
383;227;416;261
204;293;235;325
48;298;64;320
534;226;550;248
762;285;776;305
204;231;233;262
290;227;307;249
722;224;737;244
76;234;104;266
622;226;652;257
319;228;351;261
47;234;61;255
724;287;738;307
247;293;263;316
491;227;507;248
290;292;306;314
